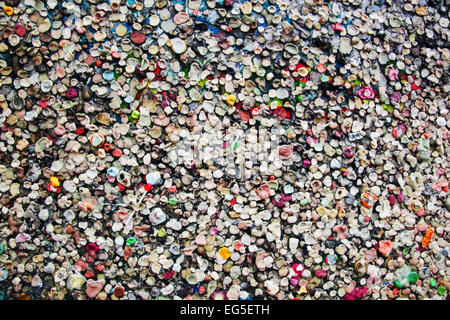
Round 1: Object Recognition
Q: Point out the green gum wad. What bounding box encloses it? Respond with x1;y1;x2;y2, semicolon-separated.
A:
382;104;394;113
300;198;310;206
198;78;208;87
429;279;437;287
131;110;140;119
437;286;446;296
126;237;137;246
157;228;166;237
408;272;418;284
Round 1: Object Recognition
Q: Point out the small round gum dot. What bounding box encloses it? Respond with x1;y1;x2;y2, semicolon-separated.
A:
112;148;123;158
14;24;26;37
50;176;60;187
3;6;13;16
131;110;140;119
218;247;231;260
226;95;236;106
